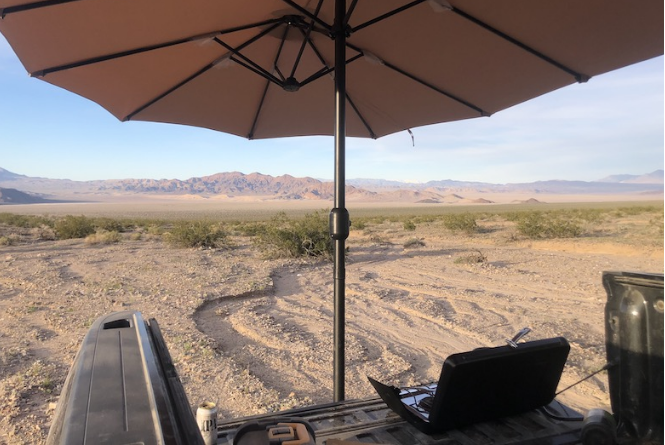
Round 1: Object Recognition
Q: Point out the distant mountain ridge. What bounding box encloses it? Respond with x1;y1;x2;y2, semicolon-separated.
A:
596;169;663;184
0;187;56;204
0;167;662;204
0;167;27;181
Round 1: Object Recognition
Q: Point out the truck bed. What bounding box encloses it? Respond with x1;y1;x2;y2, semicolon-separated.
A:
215;396;584;444
46;310;584;445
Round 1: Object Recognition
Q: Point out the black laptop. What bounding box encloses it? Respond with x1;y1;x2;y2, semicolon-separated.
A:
369;337;570;433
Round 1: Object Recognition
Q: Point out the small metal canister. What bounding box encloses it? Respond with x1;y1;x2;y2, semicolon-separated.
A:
196;401;218;445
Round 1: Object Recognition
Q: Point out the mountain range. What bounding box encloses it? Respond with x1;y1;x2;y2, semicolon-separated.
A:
0;167;662;205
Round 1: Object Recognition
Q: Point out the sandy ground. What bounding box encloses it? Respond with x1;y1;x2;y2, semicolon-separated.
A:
0;209;662;444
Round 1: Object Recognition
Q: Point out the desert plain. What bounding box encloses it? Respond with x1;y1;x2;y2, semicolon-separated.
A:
0;196;663;445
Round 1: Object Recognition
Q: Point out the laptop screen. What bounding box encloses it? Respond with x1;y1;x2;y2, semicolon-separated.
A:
427;337;570;430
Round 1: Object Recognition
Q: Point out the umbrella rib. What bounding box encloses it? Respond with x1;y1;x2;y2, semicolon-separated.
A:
289;27;332;87
29;18;284;77
346;94;377;139
383;58;489;116
30;32;220;77
351;0;428;34
248;79;271;140
289;0;325;79
281;0;332;32
284;32;374;139
346;43;488;116
273;24;293;82
299;52;364;88
295;31;362;88
249;14;303;139
451;7;589;82
229;55;283;86
0;0;77;17
344;0;360;27
213;25;287;88
123;63;215;122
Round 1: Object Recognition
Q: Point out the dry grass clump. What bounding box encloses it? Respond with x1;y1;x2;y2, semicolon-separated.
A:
442;213;478;234
403;220;416;231
454;249;487;264
54;215;96;239
84;230;122;245
252;210;332;259
513;211;582;239
164;220;228;249
0;234;20;246
403;237;425;249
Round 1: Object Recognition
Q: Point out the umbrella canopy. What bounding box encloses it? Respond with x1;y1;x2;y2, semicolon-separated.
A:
1;1;662;139
1;0;662;402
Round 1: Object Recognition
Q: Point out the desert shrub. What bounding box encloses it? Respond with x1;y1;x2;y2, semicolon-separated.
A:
253;210;332;259
368;233;392;245
569;208;605;223
124;217;167;232
413;215;437;224
165;220;227;248
649;213;664;236
0;213;53;228
454;249;487;265
54;215;96;239
442;213;478;234
617;205;658;216
351;218;367;231
516;212;582;239
233;221;265;237
403;237;425;248
92;217;126;233
403;220;416;231
502;211;523;222
0;235;17;246
146;225;165;236
85;230;122;245
31;225;56;240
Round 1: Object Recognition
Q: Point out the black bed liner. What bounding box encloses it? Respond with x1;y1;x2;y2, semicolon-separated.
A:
215;396;583;444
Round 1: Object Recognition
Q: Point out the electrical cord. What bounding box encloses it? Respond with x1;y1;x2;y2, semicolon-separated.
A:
539;362;617;422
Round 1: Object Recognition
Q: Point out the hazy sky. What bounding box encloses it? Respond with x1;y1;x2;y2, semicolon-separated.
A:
1;34;663;184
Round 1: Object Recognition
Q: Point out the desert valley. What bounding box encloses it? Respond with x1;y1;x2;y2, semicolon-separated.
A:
0;167;662;444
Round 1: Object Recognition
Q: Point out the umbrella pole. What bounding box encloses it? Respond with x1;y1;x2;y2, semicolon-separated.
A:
331;0;349;403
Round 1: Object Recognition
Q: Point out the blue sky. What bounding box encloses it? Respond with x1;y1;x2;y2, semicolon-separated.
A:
1;33;663;184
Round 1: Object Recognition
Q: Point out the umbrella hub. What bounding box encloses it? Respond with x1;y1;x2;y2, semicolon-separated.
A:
282;76;301;92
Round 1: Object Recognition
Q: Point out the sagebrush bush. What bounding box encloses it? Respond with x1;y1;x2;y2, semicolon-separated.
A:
0;213;53;229
569;208;605;223
85;230;122;245
403;220;416;231
253;210;332;259
146;225;165;236
165;220;227;248
442;213;478;234
92;217;126;233
54;215;96;239
351;218;367;231
32;225;56;240
233;222;264;237
0;235;16;246
403;237;425;248
454;249;487;265
649;214;664;236
515;212;582;239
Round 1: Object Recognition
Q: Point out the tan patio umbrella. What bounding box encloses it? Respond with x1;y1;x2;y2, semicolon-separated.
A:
0;0;662;401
